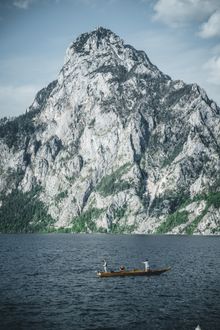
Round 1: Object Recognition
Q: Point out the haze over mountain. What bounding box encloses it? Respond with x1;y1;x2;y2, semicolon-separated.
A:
0;27;220;234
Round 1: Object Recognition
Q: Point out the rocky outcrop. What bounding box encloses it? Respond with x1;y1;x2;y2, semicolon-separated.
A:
0;27;220;234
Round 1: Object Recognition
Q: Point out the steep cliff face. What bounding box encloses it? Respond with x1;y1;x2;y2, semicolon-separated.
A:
0;27;220;234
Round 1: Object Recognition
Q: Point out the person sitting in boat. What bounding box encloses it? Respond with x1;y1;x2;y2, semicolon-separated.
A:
119;265;125;271
142;259;150;272
103;259;108;272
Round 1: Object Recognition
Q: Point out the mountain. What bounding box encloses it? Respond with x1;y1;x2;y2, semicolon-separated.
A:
0;27;220;234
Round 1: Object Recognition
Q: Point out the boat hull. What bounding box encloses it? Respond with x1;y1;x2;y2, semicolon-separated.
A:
97;267;171;278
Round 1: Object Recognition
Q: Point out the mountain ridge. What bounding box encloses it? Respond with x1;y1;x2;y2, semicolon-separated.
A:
0;27;220;234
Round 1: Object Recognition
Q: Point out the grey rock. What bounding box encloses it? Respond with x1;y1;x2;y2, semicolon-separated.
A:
0;27;220;234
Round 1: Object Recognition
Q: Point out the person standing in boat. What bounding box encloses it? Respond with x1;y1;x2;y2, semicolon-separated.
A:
103;259;108;272
142;259;150;272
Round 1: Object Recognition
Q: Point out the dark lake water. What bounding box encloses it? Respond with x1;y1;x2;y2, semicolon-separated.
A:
0;234;219;330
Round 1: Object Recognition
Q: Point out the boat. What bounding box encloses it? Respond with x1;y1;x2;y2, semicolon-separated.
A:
97;267;171;278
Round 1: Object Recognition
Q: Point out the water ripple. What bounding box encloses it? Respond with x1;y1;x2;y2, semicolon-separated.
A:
0;234;219;330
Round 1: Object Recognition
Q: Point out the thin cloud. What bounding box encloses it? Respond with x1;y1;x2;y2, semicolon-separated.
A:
12;0;104;9
204;55;220;85
199;10;220;38
153;0;214;27
153;0;220;39
13;0;34;9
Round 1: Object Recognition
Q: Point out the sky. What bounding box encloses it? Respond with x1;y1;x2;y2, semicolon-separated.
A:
0;0;220;118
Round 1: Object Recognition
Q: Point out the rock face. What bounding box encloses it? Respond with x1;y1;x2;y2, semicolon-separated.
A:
0;27;220;234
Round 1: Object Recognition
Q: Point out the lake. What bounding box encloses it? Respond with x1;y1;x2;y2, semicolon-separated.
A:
0;234;219;330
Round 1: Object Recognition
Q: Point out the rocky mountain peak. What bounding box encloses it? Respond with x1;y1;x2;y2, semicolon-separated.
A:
0;28;220;235
67;26;122;54
63;27;160;79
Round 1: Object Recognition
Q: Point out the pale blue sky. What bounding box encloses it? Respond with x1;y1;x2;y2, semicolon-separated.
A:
0;0;220;118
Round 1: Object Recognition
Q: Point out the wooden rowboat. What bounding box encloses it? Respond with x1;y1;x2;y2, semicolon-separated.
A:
97;267;171;278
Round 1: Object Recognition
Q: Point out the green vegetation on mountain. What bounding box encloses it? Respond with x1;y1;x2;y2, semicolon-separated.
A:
156;210;189;234
55;190;68;202
0;112;37;149
150;190;190;215
108;204;137;233
71;207;104;232
109;222;136;234
206;191;220;208
96;163;131;197
185;191;220;234
0;186;54;233
162;143;183;167
156;191;220;234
